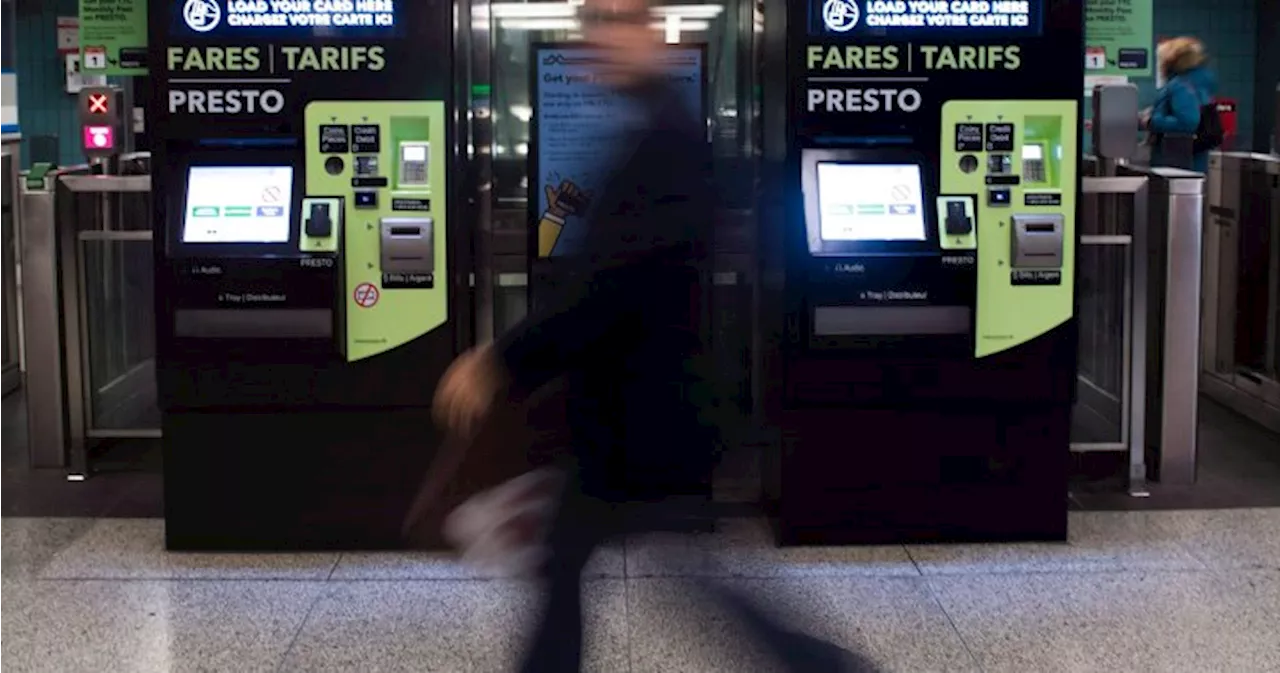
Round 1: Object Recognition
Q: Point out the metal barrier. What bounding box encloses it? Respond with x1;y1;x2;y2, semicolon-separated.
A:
19;165;157;477
1073;159;1206;491
17;165;79;468
2;139;20;396
1202;151;1280;434
1073;169;1150;494
1127;165;1206;484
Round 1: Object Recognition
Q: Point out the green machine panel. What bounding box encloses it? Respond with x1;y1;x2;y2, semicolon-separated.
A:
305;101;449;362
940;100;1078;359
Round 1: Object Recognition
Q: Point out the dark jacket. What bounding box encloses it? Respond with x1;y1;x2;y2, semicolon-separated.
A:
1150;65;1218;172
494;73;717;498
496;73;713;394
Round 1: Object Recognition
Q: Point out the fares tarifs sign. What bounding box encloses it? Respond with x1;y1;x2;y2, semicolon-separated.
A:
154;0;451;126
164;44;388;115
802;43;1025;117
795;0;1084;132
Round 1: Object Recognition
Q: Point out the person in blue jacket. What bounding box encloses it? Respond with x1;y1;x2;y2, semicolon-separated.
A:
1142;37;1218;172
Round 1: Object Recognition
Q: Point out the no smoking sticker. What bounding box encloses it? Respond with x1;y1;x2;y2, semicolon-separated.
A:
353;282;380;308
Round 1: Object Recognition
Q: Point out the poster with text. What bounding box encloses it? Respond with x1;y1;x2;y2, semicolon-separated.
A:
80;0;147;75
1085;0;1152;77
531;45;705;258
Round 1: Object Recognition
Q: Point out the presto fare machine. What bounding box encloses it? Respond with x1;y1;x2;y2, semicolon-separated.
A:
769;0;1082;544
157;107;453;550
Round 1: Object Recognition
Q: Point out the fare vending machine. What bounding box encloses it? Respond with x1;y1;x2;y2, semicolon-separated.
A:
762;0;1081;544
150;2;462;549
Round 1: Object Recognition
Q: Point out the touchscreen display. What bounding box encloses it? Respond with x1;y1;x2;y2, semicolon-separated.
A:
816;163;927;242
182;166;293;244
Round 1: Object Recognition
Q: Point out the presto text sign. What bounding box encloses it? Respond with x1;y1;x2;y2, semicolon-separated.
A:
803;44;1022;114
165;44;388;115
168;87;287;114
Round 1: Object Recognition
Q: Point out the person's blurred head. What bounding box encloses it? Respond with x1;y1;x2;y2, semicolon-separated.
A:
1157;37;1207;79
580;0;661;86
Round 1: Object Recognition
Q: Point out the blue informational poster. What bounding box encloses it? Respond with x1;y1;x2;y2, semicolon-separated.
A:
530;45;705;258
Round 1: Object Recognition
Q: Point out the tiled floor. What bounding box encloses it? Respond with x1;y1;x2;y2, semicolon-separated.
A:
4;510;1280;672
1068;397;1280;510
4;386;1279;671
1;393;163;519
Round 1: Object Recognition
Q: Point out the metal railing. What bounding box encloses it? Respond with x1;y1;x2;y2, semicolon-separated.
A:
1073;169;1151;495
19;164;157;478
1131;165;1206;484
2;140;20;396
1201;151;1280;434
1073;159;1207;491
1198;151;1280;437
18;166;80;469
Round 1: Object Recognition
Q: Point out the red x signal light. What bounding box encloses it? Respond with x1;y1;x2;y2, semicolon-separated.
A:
87;93;109;114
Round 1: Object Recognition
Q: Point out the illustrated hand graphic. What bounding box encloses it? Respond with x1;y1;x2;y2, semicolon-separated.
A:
545;180;590;218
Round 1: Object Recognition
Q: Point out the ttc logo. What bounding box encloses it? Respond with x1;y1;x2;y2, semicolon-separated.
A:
822;0;860;32
183;0;222;32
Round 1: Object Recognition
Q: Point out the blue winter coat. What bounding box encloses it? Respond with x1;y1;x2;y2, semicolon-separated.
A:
1149;66;1218;173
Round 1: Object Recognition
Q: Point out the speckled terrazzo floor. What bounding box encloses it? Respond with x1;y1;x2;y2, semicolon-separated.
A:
3;510;1279;672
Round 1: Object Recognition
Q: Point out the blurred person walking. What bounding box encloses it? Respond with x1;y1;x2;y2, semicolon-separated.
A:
1142;36;1221;172
429;0;878;670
